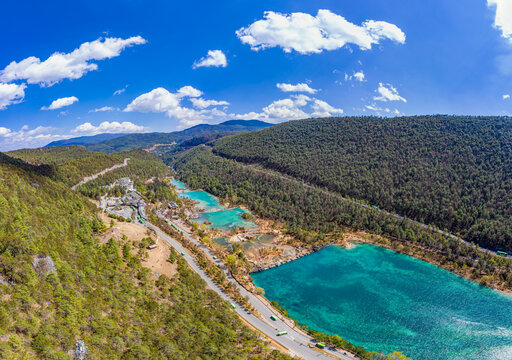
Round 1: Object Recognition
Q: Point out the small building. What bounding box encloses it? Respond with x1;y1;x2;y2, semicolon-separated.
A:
168;202;178;209
123;191;143;207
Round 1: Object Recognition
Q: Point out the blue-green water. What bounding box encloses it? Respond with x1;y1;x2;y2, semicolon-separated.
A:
196;208;257;231
170;180;187;190
213;237;228;246
179;190;221;210
178;189;257;230
252;244;512;360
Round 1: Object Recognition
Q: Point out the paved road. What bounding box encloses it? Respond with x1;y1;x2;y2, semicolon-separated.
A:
72;158;130;190
145;220;358;360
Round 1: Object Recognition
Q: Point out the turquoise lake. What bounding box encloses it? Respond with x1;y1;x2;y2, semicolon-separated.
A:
196;208;257;231
177;189;257;230
170;180;187;190
252;244;512;360
179;190;221;210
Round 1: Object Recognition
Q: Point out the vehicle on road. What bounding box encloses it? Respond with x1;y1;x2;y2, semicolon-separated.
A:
180;251;185;256
316;342;326;349
270;315;277;321
230;302;236;309
277;331;288;336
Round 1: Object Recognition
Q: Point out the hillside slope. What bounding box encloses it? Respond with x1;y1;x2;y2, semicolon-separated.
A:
0;151;288;359
82;120;273;153
209;116;512;251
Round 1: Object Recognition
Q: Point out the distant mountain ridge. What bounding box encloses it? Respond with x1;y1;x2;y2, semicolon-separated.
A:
46;133;130;147
46;120;273;153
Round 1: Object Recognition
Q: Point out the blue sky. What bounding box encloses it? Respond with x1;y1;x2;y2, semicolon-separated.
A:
0;0;511;150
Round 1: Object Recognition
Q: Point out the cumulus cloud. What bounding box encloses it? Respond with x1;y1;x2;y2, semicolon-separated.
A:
503;94;510;99
311;99;344;117
236;10;405;54
0;83;26;110
0;36;146;87
276;82;318;94
72;121;146;135
41;96;79;110
193;50;227;68
232;94;342;121
374;83;406;102
364;103;402;116
0;127;11;136
124;87;180;113
190;98;230;109
0;125;67;151
488;0;512;41
124;86;228;127
89;106;119;112
345;71;366;82
177;85;203;98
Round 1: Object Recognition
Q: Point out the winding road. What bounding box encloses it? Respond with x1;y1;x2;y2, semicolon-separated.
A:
71;158;130;190
145;219;358;360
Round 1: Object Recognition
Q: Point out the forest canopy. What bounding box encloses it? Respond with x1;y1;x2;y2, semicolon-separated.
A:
208;116;512;251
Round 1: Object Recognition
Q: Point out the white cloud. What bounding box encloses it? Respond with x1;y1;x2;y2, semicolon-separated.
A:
487;0;512;41
311;99;344;117
89;106;119;113
0;36;146;87
236;9;405;54
276;82;318;94
353;71;366;82
41;96;79;110
124;87;180;113
374;83;407;102
0;125;67;151
365;104;383;111
124;86;227;127
503;94;510;99
177;85;203;98
72;121;146;135
113;86;128;96
345;70;366;82
232;94;342;121
364;103;402;116
0;127;11;136
193;50;227;68
190;98;230;109
0;83;26;110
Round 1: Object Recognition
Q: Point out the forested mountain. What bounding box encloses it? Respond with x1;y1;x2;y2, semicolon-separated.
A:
45;133;131;147
0;150;288;359
207;116;512;251
73;120;273;153
8;146;163;186
8;145;98;165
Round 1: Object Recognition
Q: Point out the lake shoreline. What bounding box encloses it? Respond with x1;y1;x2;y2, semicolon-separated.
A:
171;178;512;292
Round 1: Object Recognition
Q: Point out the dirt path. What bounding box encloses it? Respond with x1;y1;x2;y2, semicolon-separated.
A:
71;158;130;190
97;212;177;278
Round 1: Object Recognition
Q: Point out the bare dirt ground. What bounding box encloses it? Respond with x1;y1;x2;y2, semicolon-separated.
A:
97;212;177;278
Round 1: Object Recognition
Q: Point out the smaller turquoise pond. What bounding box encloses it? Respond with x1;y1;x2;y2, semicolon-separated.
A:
196;208;257;231
176;186;257;230
170;180;187;190
179;190;221;210
252;244;512;360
